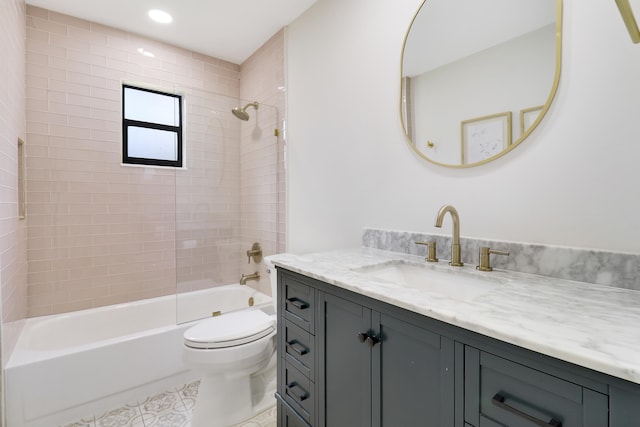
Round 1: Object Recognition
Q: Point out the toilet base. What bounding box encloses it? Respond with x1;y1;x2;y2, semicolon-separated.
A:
191;372;251;427
189;350;277;427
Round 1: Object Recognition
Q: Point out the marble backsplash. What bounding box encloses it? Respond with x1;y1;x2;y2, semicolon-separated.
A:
362;228;640;291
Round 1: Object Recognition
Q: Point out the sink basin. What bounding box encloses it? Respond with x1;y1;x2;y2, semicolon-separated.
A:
353;261;505;300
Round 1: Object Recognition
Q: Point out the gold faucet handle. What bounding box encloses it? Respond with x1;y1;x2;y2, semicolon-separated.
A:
246;242;263;264
476;247;510;272
415;241;439;263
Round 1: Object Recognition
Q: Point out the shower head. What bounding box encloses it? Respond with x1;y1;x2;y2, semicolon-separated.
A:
231;102;259;121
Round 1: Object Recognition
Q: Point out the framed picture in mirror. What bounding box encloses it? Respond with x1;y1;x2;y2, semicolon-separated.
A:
461;112;512;165
520;105;544;136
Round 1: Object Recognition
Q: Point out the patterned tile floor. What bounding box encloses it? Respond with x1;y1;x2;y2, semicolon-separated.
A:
61;380;276;427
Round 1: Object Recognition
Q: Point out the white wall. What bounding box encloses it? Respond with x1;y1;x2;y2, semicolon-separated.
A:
411;25;556;163
286;0;640;255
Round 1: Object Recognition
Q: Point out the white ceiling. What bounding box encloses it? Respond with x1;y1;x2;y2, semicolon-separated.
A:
25;0;317;64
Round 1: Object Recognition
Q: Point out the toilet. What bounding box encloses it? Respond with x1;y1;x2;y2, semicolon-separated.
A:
183;256;279;427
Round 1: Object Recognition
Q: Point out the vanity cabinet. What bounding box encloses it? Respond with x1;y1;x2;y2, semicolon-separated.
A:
318;291;455;427
275;267;640;427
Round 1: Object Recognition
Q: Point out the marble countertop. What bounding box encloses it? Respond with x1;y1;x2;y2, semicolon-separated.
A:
270;247;640;385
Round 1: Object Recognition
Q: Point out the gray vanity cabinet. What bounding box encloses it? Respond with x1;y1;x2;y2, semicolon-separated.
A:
275;267;640;427
276;268;456;427
318;292;455;427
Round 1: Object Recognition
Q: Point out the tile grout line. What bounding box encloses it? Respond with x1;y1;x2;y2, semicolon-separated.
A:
135;399;148;427
173;385;190;414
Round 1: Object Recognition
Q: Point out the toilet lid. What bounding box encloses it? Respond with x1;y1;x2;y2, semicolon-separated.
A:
184;310;275;349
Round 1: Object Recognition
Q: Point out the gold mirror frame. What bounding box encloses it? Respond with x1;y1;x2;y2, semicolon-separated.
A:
400;0;563;168
616;0;640;43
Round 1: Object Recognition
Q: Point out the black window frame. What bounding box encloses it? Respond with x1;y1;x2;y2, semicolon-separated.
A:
122;84;183;168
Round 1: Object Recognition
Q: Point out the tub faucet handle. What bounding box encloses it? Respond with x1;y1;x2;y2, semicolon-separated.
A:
246;242;263;264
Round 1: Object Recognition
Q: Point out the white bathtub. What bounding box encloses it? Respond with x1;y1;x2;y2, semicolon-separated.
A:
5;284;272;427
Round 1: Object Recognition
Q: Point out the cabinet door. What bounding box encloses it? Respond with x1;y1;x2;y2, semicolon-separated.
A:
611;383;640;427
372;312;455;427
318;292;372;427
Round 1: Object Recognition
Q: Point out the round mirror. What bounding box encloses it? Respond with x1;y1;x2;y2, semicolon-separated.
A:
401;0;562;167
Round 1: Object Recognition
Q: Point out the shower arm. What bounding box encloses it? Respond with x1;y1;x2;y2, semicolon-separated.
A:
242;102;258;110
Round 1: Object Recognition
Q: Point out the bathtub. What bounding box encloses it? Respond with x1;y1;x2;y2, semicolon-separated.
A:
5;284;272;427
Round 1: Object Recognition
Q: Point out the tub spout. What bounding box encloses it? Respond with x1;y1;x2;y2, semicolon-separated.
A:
240;272;260;285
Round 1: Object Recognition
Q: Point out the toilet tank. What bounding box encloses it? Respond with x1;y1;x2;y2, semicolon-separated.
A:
264;255;279;313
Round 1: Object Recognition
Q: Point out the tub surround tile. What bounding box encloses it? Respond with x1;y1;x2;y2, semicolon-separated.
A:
24;5;244;317
362;227;640;290
269;248;640;385
1;0;29;363
239;28;286;296
22;4;285;319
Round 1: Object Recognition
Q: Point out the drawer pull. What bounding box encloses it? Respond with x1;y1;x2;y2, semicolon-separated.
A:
357;332;368;343
286;297;309;310
492;393;562;427
286;382;309;402
286;340;309;356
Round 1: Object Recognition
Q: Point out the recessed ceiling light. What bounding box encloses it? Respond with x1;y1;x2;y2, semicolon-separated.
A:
148;9;173;24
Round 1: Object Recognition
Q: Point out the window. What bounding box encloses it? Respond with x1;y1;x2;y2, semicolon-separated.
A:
122;84;183;167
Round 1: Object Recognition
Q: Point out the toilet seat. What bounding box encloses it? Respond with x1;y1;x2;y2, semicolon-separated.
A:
184;310;275;349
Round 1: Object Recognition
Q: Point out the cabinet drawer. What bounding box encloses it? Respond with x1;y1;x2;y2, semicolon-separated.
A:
282;362;315;424
282;275;315;333
283;320;315;380
466;349;608;427
278;394;312;427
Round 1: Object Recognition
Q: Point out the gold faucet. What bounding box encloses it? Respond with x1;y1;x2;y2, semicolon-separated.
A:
434;205;463;266
476;246;510;271
240;272;260;285
415;240;438;262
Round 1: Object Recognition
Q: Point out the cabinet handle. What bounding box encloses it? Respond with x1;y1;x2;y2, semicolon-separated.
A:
357;332;380;347
286;382;309;402
365;335;380;348
286;340;309;356
492;393;562;427
286;297;309;310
